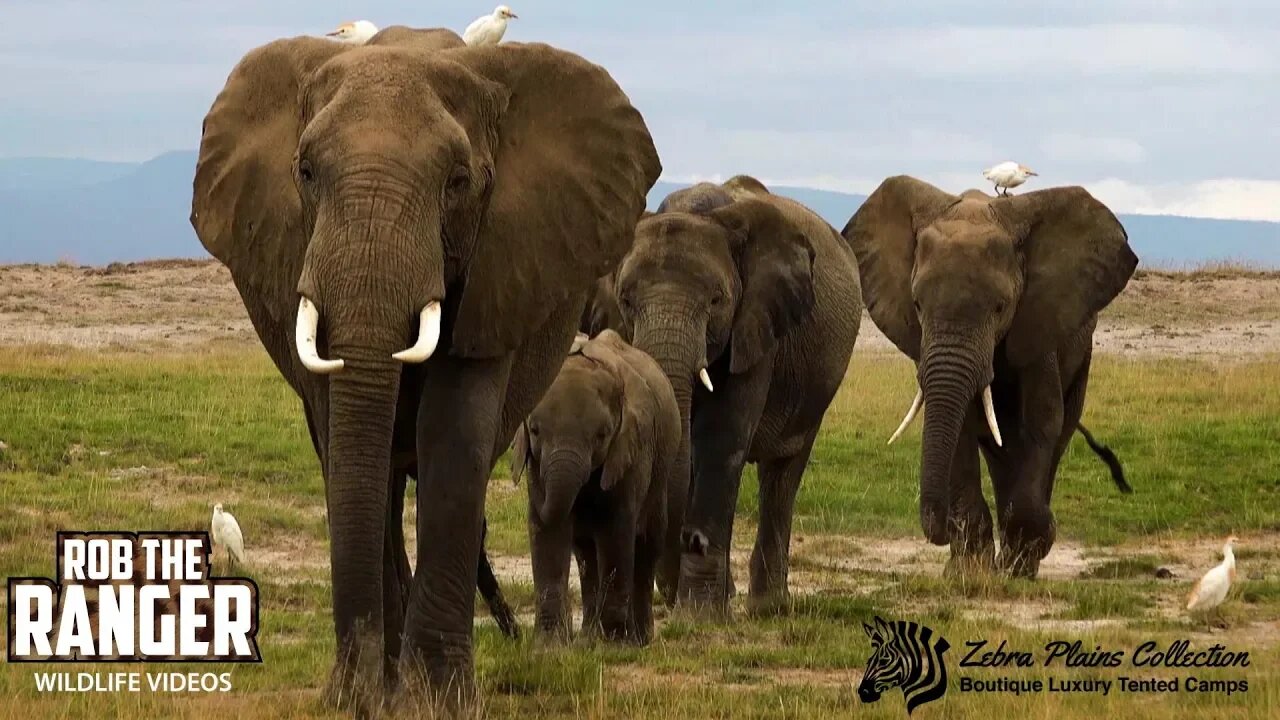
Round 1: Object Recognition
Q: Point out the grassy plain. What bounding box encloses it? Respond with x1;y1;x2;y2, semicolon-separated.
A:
1;342;1277;718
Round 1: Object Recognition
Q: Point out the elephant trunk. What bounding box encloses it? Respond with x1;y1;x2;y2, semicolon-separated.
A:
631;308;716;609
537;448;590;524
917;332;989;545
300;177;446;683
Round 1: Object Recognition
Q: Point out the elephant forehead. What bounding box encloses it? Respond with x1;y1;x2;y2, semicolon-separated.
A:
629;216;734;273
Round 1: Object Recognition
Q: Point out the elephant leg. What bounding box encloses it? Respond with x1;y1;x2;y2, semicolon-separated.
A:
596;515;637;642
530;519;573;642
476;518;519;640
398;352;514;707
1045;355;1090;507
575;528;601;636
945;429;994;575
382;471;412;688
988;360;1064;578
631;532;660;645
748;429;818;616
679;359;772;615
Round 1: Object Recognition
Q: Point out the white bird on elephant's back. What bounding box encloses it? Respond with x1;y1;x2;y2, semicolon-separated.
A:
464;5;518;46
983;161;1038;196
326;20;379;44
1186;535;1238;612
211;503;245;570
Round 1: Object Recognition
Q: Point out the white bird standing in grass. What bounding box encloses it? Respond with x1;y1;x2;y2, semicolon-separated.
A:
463;6;518;46
1186;535;1238;612
983;161;1038;196
211;503;245;570
326;20;379;44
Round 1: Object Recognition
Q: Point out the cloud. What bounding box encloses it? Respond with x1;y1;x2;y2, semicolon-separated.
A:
1040;134;1146;164
1087;178;1280;221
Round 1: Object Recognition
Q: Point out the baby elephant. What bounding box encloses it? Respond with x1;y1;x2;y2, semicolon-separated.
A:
512;330;680;643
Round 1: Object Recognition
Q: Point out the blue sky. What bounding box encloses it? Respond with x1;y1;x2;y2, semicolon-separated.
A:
4;1;1280;219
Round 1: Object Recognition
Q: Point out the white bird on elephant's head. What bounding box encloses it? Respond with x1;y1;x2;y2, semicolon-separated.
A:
326;20;379;44
463;5;518;46
211;503;245;570
983;161;1038;196
1186;535;1238;612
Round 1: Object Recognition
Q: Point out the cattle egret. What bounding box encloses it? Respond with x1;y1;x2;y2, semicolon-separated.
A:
463;6;518;46
326;20;379;44
1186;536;1238;612
983;161;1038;196
211;503;246;569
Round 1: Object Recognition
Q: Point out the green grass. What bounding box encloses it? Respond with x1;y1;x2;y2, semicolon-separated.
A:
1;345;1278;718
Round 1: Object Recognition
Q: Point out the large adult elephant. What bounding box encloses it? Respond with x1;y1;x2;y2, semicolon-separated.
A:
610;176;860;614
844;178;1137;577
191;31;660;710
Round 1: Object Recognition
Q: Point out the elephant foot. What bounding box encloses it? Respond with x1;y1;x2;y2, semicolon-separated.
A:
676;551;732;620
323;632;387;719
745;588;791;618
394;630;476;715
998;547;1043;579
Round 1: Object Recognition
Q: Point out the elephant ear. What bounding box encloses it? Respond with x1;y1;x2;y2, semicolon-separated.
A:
842;176;957;361
710;198;817;373
996;187;1138;366
192;37;347;284
444;44;662;358
510;422;533;486
582;337;643;492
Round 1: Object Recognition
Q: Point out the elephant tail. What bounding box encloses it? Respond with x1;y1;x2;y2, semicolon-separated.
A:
1077;423;1132;494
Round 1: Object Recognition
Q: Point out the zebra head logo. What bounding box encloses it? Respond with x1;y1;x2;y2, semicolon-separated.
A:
858;616;950;715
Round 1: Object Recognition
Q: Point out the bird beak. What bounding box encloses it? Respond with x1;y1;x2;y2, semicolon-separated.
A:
325;29;342;37
509;11;519;18
1026;170;1038;176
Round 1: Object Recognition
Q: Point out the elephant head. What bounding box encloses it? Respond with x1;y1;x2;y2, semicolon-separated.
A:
843;176;1136;545
192;35;659;688
614;179;816;573
510;337;645;524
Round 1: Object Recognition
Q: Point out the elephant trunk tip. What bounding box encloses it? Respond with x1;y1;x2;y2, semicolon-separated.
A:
920;502;950;546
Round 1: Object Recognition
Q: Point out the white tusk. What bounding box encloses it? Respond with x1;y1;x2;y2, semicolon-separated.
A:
392;301;442;363
982;385;1003;447
887;388;923;445
698;367;714;392
295;297;344;374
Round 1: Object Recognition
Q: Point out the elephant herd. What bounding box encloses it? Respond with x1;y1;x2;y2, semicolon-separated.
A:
190;28;1138;713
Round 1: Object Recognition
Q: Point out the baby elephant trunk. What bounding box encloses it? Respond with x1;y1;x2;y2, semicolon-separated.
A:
538;448;591;524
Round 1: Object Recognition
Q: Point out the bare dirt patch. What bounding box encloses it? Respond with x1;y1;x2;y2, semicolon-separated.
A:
4;260;1280;358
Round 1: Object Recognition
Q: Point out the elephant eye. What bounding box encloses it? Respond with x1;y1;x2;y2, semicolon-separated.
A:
447;166;470;196
528;425;539;437
711;292;725;307
912;299;922;315
298;158;315;183
996;302;1007;314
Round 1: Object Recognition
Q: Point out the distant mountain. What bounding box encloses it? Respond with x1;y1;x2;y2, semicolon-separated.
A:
1;154;1277;267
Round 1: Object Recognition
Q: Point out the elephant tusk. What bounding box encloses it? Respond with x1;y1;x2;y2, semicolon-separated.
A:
392;301;442;363
982;385;1003;447
887;388;923;445
698;367;714;392
295;297;344;374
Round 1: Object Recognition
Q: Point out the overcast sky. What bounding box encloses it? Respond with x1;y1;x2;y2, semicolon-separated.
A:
4;1;1279;220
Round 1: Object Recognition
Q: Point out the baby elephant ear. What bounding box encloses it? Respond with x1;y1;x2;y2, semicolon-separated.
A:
596;356;643;492
995;187;1138;366
510;422;532;486
710;198;817;374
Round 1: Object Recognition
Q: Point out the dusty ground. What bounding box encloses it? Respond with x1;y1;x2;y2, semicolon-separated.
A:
4;260;1280;357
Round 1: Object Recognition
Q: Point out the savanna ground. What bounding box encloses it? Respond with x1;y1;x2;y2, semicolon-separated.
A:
0;260;1278;719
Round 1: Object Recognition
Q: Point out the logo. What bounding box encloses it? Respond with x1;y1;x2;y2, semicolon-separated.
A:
858;616;951;715
7;531;261;662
